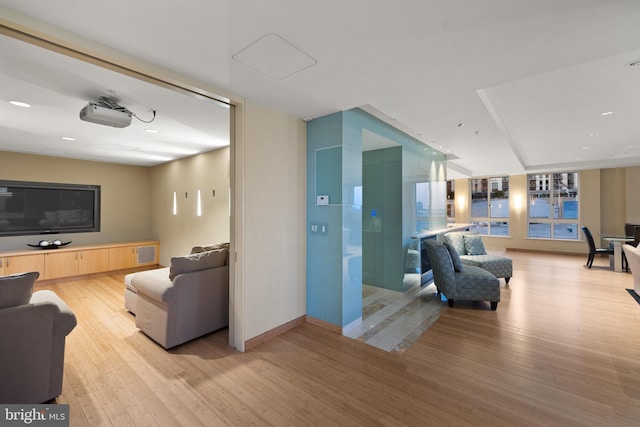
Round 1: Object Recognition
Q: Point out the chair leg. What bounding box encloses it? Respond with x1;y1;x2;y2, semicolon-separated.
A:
587;253;594;268
505;277;511;284
490;301;498;310
447;299;454;308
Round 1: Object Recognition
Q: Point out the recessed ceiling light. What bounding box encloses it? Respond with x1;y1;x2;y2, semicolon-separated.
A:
626;59;640;67
60;137;76;141
600;111;613;116
145;129;158;133
582;146;590;150
589;133;599;137
455;123;464;128
9;100;31;108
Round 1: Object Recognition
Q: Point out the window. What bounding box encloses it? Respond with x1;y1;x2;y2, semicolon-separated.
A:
470;177;509;236
528;172;579;239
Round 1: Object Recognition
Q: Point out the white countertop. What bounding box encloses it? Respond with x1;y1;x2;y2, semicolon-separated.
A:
414;223;471;239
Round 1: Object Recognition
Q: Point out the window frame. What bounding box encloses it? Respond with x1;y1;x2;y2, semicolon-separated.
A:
527;172;579;240
470;176;510;237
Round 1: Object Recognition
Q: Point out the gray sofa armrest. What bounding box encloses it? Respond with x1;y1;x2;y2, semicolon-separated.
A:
29;290;77;337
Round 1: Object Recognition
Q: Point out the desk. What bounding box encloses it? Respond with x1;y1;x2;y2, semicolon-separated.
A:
603;236;634;272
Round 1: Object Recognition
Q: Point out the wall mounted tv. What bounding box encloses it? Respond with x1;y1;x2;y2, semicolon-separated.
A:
0;180;101;237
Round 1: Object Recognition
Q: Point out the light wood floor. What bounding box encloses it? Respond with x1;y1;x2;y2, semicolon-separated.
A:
36;251;640;426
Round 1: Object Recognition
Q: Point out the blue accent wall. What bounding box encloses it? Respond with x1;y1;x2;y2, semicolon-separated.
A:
307;108;446;329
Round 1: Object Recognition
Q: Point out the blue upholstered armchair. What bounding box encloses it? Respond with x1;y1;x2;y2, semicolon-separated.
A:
443;231;513;283
423;239;500;310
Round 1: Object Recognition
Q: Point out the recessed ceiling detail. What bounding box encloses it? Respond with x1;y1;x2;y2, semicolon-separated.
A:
232;33;317;80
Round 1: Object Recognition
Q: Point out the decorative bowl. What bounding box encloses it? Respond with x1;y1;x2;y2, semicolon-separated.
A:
28;240;71;250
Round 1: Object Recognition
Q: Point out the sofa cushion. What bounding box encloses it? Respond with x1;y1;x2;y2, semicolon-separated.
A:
191;242;230;254
444;242;464;272
460;254;513;279
463;234;487;255
0;272;39;309
169;249;227;280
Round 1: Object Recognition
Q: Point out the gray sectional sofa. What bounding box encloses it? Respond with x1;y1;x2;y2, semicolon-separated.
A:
444;231;513;283
124;243;229;349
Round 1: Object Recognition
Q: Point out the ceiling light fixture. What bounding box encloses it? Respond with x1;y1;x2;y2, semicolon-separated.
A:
589;133;599;137
60;137;76;141
9;100;31;108
626;59;640;67
582;146;590;150
145;129;158;133
600;111;613;116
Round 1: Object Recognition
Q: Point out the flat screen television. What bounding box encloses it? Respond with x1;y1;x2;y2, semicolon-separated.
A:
0;180;101;237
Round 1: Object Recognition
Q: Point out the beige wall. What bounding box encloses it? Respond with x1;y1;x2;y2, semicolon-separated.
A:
601;168;627;238
455;169;606;254
0;151;152;251
150;147;230;265
241;101;306;342
627;166;640;224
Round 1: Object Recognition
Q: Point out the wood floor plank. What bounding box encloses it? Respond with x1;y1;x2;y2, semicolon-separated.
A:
31;251;640;426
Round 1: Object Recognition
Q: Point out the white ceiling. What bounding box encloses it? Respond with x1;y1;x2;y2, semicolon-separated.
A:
1;1;640;176
0;32;230;167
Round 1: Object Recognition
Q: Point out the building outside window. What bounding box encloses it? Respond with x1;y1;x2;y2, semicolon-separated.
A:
470;177;509;236
528;172;579;239
446;180;455;220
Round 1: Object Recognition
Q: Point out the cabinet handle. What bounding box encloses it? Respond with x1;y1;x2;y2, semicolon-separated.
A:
0;258;2;268
6;259;8;267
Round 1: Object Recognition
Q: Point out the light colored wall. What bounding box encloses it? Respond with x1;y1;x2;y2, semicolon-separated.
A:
150;147;230;265
242;101;307;341
456;169;602;254
454;178;470;224
601;168;627;238
627;166;640;224
0;151;152;251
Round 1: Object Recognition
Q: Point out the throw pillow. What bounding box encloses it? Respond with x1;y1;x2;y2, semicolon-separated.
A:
0;271;39;309
463;234;487;256
443;232;467;256
169;249;227;280
444;242;464;272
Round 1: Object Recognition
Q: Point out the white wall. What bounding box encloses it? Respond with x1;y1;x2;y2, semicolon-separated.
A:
241;101;307;341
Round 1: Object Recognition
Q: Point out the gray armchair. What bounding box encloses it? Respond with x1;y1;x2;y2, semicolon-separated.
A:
423;239;500;310
0;272;77;403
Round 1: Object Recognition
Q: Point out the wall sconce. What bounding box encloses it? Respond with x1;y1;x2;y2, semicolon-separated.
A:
457;195;466;212
172;191;177;215
514;194;523;214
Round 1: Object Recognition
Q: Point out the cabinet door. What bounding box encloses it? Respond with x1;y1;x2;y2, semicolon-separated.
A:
0;258;4;276
108;246;136;270
44;251;79;280
135;244;159;266
79;248;109;275
5;254;45;279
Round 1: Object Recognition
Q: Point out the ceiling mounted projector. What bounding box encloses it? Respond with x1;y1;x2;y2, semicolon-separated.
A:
79;97;132;128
